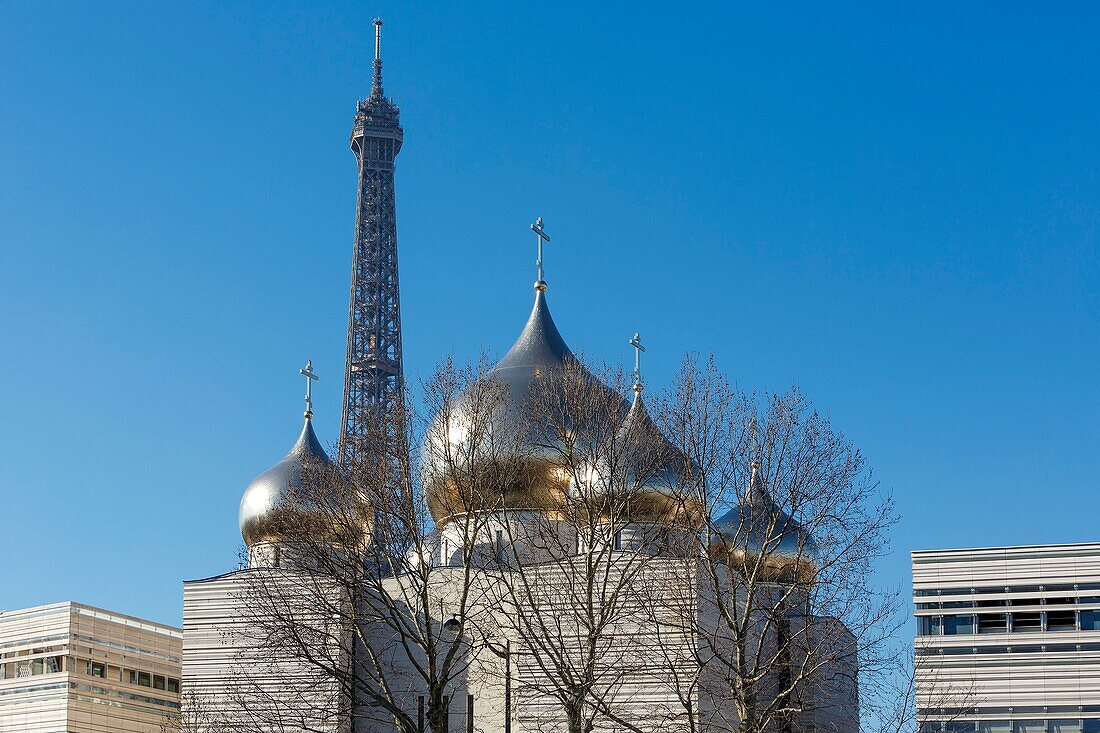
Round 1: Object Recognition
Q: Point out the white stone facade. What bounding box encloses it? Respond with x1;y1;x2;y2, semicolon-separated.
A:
182;526;859;733
913;542;1100;732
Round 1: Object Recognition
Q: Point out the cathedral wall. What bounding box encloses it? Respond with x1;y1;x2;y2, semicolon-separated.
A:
499;557;700;733
694;574;859;733
180;554;859;733
436;512;578;568
182;570;347;733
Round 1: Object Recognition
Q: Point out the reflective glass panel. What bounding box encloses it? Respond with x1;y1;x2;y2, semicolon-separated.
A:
1049;721;1082;733
979;722;1011;733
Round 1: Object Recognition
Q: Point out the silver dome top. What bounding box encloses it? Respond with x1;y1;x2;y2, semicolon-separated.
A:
239;416;332;546
618;389;683;488
712;463;818;562
586;388;701;524
490;284;573;402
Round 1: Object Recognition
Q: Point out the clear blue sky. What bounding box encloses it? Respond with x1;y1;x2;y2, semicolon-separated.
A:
1;2;1097;628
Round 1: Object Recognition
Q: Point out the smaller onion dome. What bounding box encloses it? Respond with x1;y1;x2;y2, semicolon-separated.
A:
710;462;818;581
586;386;701;526
239;415;332;547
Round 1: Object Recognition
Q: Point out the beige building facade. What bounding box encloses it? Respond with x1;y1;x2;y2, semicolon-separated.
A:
0;601;182;733
914;542;1100;733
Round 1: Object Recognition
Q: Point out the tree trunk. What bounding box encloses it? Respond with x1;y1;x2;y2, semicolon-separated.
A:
428;691;449;733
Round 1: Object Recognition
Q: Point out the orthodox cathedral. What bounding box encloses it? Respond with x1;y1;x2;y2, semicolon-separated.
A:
181;22;859;733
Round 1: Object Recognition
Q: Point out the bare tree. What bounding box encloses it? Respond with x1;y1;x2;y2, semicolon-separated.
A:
650;355;901;733
858;644;982;733
187;351;942;733
483;357;699;733
201;358;524;733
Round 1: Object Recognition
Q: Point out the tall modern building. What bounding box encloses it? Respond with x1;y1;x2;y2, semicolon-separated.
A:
914;542;1100;733
340;18;405;463
0;602;182;733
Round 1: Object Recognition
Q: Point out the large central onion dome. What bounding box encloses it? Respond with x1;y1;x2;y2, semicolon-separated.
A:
239;414;334;547
423;283;628;522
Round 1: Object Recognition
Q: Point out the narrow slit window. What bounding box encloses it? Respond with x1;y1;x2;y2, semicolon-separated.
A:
1011;612;1041;632
1047;609;1077;631
977;613;1008;634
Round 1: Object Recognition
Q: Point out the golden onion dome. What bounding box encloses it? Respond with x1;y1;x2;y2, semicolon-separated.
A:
423;283;628;523
580;386;703;527
709;463;818;583
238;415;334;547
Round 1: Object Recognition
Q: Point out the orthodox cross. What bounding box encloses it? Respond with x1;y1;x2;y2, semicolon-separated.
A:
629;332;646;391
300;360;319;418
530;216;551;284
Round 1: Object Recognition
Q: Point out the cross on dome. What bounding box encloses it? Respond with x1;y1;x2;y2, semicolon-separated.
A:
629;332;646;392
299;360;319;418
530;216;551;289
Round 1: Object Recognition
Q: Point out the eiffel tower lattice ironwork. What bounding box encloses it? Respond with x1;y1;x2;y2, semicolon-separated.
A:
340;18;404;463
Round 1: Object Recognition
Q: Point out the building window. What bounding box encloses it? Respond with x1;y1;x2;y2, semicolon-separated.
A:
167;678;180;693
977;613;1008;634
153;675;166;690
1011;612;1041;633
1047;721;1082;733
978;722;1011;732
88;661;106;678
1080;611;1100;631
944;615;976;635
1048;610;1077;631
919;616;943;636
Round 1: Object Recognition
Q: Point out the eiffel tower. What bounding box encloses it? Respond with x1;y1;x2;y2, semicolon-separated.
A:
340;19;404;463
